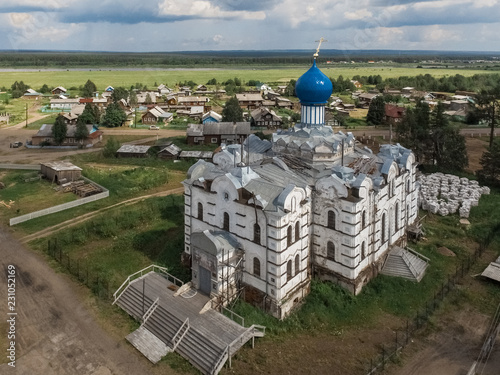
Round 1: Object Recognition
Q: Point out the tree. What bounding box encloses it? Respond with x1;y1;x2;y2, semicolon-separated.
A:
284;79;296;97
366;96;385;125
478;138;500;187
82;80;97;97
101;102;127;127
129;90;138;106
396;99;431;163
75;119;89;142
78;103;99;124
11;81;29;98
39;84;51;93
470;88;500;148
52;115;67;145
111;87;129;103
221;97;243;122
144;93;153;105
102;137;120;158
206;78;217;85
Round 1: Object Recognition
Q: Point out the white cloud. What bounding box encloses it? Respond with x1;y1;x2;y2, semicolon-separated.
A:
158;0;266;20
344;9;373;20
213;34;223;43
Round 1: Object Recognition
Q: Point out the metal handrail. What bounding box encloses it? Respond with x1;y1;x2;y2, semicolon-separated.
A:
113;265;155;304
113;264;184;304
141;297;159;325
406;247;430;263
401;250;420;278
171;318;189;351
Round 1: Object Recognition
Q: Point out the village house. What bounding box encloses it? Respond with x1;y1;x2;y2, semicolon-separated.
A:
31;124;102;147
51;86;67;95
182;57;420;319
177;96;210;110
350;80;363;88
61;113;79;125
141;106;173;125
385;104;406;126
235;93;264;110
157;84;172;95
186;122;251;146
50;98;81;110
158;144;182;160
202;110;222;124
357;92;379;108
22;89;41;100
136;92;157;105
275;97;294;110
251;107;283;128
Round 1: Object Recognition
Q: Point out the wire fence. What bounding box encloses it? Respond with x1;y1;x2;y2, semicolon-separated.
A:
46;238;111;300
364;243;487;374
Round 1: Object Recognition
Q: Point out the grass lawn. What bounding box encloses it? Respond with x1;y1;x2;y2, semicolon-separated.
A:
0;97;38;125
27;113;58;129
0;170;78;224
0;67;495;93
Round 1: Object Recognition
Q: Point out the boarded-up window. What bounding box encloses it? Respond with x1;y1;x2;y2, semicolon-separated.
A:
197;202;203;221
253;223;261;244
327;211;336;229
382;213;386;243
327;241;335;261
253;257;261;277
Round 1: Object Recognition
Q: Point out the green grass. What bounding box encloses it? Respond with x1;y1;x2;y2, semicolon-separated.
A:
0;67;495;93
0;170;77;224
27;113;58;129
30;195;189;290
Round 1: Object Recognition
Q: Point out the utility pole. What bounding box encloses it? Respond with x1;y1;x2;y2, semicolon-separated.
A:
25;103;28;128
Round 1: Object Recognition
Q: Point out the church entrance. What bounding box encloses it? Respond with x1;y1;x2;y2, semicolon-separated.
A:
199;266;212;296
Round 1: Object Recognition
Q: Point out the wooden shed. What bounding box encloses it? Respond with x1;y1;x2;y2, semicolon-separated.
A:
40;161;82;184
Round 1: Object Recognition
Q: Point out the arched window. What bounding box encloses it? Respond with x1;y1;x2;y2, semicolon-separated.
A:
406;180;410;194
295;221;300;242
253;257;261;277
327;241;335;261
327;210;336;229
223;212;230;231
295;254;300;276
361;241;366;260
253;223;261;244
287;225;292;247
362;210;366;228
197;202;203;221
287;260;292;282
382;213;386;243
395;202;399;232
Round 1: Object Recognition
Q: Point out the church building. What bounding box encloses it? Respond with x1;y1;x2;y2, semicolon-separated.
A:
182;54;418;319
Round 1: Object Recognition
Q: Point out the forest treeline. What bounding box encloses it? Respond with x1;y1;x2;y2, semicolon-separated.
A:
0;50;499;68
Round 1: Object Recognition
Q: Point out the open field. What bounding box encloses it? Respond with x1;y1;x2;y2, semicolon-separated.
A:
0;67;495;91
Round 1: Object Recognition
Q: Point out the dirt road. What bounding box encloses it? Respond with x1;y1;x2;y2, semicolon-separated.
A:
0;225;174;375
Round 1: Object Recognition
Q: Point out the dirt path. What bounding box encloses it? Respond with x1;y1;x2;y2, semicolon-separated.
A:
0;225;171;375
21;186;184;243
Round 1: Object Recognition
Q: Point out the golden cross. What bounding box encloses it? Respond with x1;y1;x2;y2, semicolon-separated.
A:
313;37;327;58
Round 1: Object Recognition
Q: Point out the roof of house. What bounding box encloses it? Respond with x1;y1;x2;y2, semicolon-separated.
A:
52;86;67;92
41;161;82;172
202;111;222;122
178;96;209;104
159;144;182;156
187;122;251;137
117;145;150;154
385;104;406;118
143;106;173;119
34;124;94;138
251;107;282;122
179;151;213;159
235;93;263;102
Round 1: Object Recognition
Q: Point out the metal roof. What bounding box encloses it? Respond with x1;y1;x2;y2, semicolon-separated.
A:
117;145;150;154
41;161;82;171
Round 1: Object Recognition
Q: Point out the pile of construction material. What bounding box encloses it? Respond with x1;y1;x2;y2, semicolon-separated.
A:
417;173;490;218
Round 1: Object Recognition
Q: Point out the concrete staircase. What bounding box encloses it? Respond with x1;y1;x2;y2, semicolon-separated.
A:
381;246;429;282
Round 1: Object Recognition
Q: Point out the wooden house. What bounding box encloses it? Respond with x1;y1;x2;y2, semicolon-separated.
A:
51;86;67;95
116;145;150;158
187;122;251;146
158;144;182;160
142;106;173;124
235;93;264;110
384;104;406;126
32;124;102;147
251;107;282;128
202;111;222;124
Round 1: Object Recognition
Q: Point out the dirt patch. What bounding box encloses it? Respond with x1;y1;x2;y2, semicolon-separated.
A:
438;246;456;257
465;137;489;173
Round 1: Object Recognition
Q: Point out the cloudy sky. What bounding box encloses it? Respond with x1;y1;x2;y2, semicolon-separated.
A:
0;0;498;52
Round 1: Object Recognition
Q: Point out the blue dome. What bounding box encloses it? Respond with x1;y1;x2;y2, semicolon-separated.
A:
295;60;333;105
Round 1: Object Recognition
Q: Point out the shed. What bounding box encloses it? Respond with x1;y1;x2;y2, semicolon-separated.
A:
40;161;82;184
481;257;500;283
158;144;182;160
116;145;151;158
